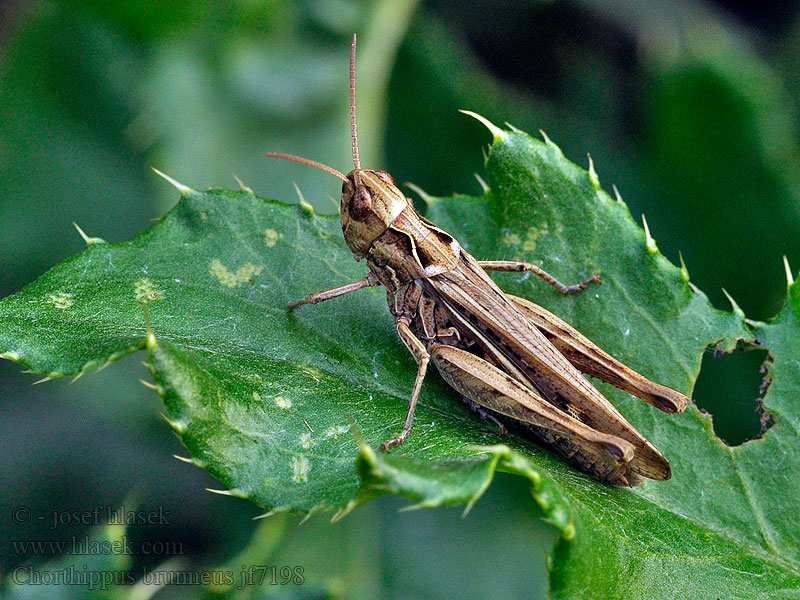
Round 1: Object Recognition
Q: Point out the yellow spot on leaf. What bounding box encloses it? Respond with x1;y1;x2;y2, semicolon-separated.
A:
503;233;521;246
291;456;311;483
274;395;292;409
134;278;165;302
209;259;263;287
252;391;261;402
300;433;313;449
523;225;547;252
47;292;74;310
264;228;283;247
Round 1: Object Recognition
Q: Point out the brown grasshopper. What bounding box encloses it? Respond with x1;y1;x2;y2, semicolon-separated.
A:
267;34;687;486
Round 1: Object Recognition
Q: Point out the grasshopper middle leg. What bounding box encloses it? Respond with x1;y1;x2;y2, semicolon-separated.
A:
478;261;600;294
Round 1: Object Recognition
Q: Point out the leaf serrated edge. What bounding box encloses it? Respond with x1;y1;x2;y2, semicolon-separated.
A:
0;341;147;380
142;330;347;520
474;445;575;540
332;438;575;540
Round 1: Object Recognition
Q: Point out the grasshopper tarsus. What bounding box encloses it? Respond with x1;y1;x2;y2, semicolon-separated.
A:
481;410;508;435
548;272;601;295
565;273;602;294
287;297;309;310
380;436;404;451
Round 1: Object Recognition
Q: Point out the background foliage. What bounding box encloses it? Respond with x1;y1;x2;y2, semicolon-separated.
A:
1;0;799;598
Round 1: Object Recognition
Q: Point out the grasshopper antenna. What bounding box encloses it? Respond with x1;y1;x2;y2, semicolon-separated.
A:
350;33;360;169
265;35;361;182
266;33;361;182
266;35;361;181
264;152;349;183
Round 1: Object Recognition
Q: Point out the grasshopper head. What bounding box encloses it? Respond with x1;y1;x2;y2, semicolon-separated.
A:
340;168;408;259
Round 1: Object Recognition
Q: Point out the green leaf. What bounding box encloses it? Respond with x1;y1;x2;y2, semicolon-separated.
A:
2;123;798;597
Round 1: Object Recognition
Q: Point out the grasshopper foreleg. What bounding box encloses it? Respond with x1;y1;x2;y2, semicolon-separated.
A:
287;273;379;309
478;261;600;294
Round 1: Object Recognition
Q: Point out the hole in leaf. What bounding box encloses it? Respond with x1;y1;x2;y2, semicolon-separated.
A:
693;342;773;446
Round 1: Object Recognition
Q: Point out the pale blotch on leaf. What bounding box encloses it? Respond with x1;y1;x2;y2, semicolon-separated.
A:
274;395;293;410
246;374;263;384
264;228;283;247
291;456;311;483
47;292;74;310
299;432;313;450
134;278;165;302
252;391;261;402
523;225;547;252
502;232;521;246
209;259;264;288
323;425;350;439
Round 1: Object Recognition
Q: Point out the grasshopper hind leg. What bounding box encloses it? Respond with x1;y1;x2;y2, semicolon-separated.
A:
428;343;644;486
461;394;642;486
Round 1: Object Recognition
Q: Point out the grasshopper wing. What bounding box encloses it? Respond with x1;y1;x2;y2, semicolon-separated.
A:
506;294;687;414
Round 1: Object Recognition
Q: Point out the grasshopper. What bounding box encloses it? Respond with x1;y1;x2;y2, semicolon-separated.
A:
267;34;687;486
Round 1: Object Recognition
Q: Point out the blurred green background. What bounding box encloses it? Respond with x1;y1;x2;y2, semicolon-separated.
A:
1;0;798;597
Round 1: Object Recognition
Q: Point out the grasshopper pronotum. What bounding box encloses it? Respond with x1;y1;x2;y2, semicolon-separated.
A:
267;35;686;486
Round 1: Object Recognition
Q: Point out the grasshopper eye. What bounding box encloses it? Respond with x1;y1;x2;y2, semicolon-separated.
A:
349;185;373;221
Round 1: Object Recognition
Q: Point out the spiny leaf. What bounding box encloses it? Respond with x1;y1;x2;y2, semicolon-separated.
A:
1;125;798;597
